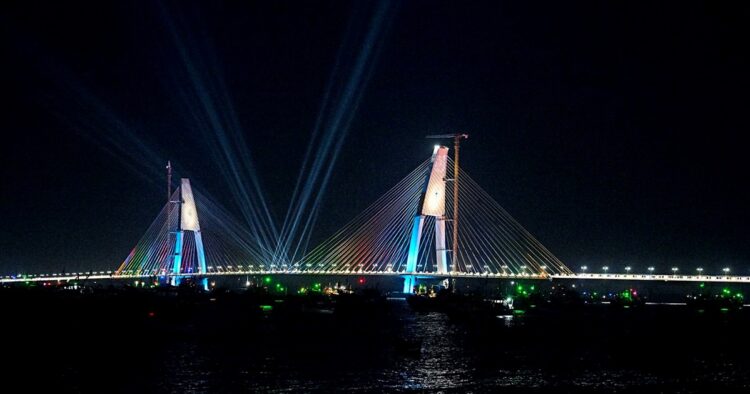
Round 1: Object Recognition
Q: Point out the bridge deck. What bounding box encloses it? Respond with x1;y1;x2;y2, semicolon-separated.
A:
3;271;750;284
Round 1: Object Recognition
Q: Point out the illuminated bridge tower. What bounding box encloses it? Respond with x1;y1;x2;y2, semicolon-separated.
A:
171;178;208;290
403;146;450;293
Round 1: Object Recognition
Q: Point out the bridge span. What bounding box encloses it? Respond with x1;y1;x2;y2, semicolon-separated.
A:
4;149;747;291
4;271;750;285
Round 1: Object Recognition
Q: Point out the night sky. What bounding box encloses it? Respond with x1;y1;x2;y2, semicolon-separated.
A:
2;1;749;275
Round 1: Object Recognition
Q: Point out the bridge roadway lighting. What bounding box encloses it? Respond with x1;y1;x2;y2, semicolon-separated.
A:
723;267;730;275
648;267;655;274
580;265;587;272
671;267;678;275
696;267;704;276
602;266;609;274
625;266;632;274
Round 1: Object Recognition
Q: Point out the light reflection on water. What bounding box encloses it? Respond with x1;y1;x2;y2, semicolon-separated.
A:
155;301;483;392
105;299;750;392
389;309;474;390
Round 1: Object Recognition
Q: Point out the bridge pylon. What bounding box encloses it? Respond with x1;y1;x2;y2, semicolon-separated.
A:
404;146;450;293
169;178;208;290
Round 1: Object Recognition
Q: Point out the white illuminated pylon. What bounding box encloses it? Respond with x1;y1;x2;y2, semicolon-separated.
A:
404;146;449;292
171;178;208;289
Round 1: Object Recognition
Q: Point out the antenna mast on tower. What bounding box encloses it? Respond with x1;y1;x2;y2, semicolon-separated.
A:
166;161;172;202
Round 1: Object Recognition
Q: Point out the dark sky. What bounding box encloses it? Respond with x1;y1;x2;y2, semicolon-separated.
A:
1;1;749;275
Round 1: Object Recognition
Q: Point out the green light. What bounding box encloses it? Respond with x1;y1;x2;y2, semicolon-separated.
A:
530;285;535;291
259;305;273;312
513;309;526;315
699;283;705;288
275;283;281;288
263;276;272;284
720;307;730;313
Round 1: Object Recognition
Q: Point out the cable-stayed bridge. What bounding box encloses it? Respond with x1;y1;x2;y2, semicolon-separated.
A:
3;147;749;290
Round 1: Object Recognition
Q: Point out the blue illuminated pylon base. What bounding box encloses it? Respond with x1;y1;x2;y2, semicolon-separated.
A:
403;275;416;294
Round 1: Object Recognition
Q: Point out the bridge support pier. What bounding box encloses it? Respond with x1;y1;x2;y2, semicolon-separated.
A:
170;230;184;286
403;275;416;294
403;213;424;294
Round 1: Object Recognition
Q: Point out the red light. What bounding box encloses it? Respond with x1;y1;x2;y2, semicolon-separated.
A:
148;312;156;317
358;277;365;284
